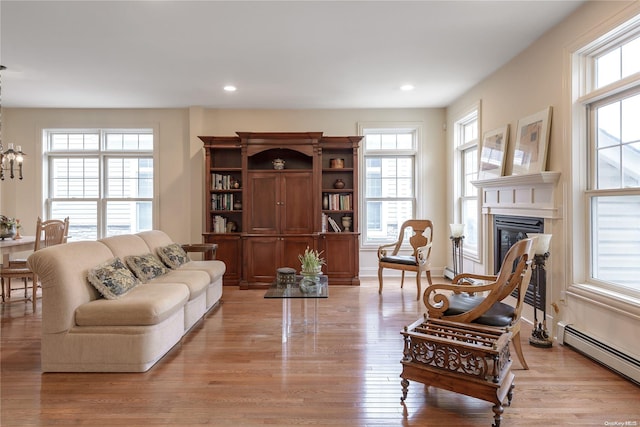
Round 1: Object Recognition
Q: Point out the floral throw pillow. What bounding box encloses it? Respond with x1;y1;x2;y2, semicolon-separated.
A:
157;243;190;269
124;253;168;282
87;257;140;300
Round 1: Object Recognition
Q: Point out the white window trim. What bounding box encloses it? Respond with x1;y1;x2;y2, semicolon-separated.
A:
452;102;481;263
567;3;640;301
357;121;424;250
43;128;157;239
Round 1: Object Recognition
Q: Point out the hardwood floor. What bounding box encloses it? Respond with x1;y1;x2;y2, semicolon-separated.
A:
1;278;639;426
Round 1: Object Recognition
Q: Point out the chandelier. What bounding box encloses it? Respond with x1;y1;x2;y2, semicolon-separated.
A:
0;65;25;180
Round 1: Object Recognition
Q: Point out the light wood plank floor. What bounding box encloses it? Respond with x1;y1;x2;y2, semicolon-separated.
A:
1;278;639;426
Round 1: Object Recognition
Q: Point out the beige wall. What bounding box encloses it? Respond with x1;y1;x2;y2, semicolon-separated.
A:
446;0;639;358
2;107;447;274
1;108;191;241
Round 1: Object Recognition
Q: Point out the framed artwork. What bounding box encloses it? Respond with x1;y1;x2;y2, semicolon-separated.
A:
511;107;552;175
478;125;509;180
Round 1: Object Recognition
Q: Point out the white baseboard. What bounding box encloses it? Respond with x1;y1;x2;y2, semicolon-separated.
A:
558;322;640;385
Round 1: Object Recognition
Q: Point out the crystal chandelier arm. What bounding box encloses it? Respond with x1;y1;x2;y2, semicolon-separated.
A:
0;65;26;181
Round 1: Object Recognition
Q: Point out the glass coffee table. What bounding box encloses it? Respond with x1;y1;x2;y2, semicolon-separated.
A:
264;275;328;342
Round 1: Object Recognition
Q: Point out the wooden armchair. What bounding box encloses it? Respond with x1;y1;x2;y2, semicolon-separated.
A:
377;219;434;300
423;237;535;369
1;217;69;311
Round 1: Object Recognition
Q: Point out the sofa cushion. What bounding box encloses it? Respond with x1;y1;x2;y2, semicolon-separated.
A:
87;257;140;300
157;243;190;269
178;260;226;283
125;253;168;282
100;234;151;258
149;269;210;300
136;230;174;254
75;282;189;327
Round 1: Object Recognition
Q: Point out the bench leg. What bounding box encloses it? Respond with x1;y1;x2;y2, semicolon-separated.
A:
491;403;504;427
400;378;409;402
507;382;515;406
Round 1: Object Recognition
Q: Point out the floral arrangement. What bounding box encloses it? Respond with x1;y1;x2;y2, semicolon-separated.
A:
298;246;325;274
0;215;18;229
0;215;20;239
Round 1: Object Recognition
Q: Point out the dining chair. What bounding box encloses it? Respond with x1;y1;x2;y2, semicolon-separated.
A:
1;216;69;311
377;219;434;300
423;237;535;369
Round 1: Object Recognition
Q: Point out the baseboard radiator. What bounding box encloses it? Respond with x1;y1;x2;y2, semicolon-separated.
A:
443;267;455;281
557;322;640;385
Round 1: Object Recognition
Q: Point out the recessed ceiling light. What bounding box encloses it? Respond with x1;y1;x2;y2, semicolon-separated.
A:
400;84;415;91
223;85;237;92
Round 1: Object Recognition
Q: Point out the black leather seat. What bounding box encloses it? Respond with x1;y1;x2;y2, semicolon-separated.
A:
444;293;515;327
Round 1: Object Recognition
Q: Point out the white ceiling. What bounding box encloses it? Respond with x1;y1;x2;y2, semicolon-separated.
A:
0;0;584;109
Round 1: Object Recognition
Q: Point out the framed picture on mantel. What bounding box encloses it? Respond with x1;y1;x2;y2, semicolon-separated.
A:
511;106;552;175
478;125;509;180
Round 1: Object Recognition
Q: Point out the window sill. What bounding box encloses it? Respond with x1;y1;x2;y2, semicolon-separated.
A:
566;283;640;318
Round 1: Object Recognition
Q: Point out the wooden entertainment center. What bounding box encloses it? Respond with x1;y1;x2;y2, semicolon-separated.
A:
199;132;362;289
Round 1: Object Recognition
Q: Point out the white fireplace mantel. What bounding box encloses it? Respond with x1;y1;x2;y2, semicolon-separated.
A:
472;171;561;219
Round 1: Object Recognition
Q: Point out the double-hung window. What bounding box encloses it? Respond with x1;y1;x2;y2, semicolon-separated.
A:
454;107;479;257
44;130;154;240
575;15;640;294
359;126;417;246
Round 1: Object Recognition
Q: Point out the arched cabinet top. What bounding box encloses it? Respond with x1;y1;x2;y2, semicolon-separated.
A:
238;132;322;158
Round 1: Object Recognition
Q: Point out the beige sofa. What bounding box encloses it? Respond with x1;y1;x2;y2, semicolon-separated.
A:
27;230;225;373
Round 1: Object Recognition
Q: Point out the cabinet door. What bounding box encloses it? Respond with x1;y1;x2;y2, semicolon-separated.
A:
281;172;314;234
244;235;316;286
247;171;314;235
204;234;242;285
244;236;280;285
246;172;278;234
321;233;360;285
281;235;317;273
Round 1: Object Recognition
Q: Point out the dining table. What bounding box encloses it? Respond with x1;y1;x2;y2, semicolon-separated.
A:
0;235;36;266
0;236;36;307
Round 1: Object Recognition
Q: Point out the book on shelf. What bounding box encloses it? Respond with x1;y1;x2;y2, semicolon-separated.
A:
212;215;227;233
211;193;238;211
323;192;352;211
340;193;351;210
327;216;342;232
211;173;237;190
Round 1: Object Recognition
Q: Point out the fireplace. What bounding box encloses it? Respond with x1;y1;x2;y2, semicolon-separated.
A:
474;172;560;313
493;215;544;310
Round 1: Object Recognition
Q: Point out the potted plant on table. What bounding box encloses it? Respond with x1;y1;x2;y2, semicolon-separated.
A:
0;215;18;240
298;246;325;292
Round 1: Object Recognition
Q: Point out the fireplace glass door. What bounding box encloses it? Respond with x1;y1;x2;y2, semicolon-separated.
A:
494;215;544;310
